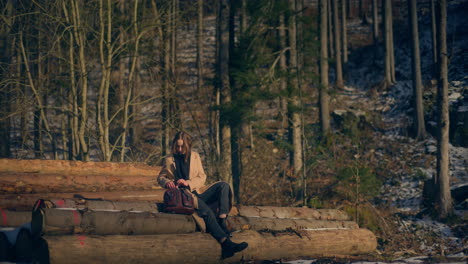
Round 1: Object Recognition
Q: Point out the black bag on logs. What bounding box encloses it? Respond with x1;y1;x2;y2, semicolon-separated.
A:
163;187;195;215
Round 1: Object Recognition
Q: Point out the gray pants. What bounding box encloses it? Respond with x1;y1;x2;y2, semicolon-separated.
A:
195;182;230;242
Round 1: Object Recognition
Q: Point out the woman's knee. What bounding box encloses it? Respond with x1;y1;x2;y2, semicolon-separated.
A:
219;181;230;190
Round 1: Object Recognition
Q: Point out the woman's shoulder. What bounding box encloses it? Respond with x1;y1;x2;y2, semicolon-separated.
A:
190;151;201;159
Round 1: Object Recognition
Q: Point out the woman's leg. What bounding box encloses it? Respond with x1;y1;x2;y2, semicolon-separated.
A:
195;197;227;242
197;182;230;217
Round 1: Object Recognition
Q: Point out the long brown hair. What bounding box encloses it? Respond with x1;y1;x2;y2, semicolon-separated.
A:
171;131;192;161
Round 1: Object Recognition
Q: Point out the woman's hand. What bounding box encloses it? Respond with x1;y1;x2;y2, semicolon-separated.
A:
176;179;189;187
165;181;176;189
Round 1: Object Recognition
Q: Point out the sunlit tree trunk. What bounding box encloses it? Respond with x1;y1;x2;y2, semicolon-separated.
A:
62;2;79;160
408;0;425;140
288;0;303;177
383;0;394;88
320;0;330;134
435;0;453;219
70;0;90;160
121;0;140;162
97;0;113;161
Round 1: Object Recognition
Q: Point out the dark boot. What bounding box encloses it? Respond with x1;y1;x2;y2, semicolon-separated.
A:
221;238;248;259
217;217;231;237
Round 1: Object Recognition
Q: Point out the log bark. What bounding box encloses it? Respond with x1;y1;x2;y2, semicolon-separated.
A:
0;209;30;227
36;199;160;212
29;207;358;236
32;208;196;236
236;206;350;220
0;159;160;177
39;229;376;263
0;173;160;193
227;216;359;231
0;190;165;210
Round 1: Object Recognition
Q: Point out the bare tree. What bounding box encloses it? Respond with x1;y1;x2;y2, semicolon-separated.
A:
430;0;437;77
341;0;348;64
70;0;90;160
288;0;303;177
0;0;14;158
372;0;379;44
332;0;343;88
435;0;453;219
278;13;288;138
383;0;395;88
218;0;233;186
320;0;330;134
408;0;425;140
197;0;204;93
328;0;334;59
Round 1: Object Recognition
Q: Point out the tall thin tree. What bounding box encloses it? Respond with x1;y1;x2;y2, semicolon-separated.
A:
408;0;425;140
218;0;233;187
341;0;348;64
332;0;343;88
435;0;453;219
320;0;330;134
288;0;303;178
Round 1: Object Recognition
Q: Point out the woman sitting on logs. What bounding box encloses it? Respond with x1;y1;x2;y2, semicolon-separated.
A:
157;131;248;259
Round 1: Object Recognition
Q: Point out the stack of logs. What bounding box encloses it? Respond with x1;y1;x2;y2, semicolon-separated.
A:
0;159;377;263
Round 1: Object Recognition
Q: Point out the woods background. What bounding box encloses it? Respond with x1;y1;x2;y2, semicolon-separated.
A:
0;0;464;222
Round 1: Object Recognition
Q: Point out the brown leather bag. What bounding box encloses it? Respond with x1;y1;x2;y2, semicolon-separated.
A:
163;187;195;215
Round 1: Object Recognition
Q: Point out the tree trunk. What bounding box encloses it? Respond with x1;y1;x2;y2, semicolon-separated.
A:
383;0;393;87
278;14;288;137
333;0;343;88
38;229;376;263
320;0;330;134
197;0;204;93
288;0;303;178
435;0;453;219
70;0;90;161
408;0;425;140
388;0;396;84
430;0;437;77
341;0;348;64
372;0;378;44
235;205;350;220
218;0;233;186
327;0;334;59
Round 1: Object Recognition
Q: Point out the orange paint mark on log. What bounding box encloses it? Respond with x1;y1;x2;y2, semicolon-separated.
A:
56;200;65;208
72;210;80;225
76;235;86;246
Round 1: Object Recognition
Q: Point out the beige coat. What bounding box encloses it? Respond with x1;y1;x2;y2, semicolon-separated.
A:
157;151;210;196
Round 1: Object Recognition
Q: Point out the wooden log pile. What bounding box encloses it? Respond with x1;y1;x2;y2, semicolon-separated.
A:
0;158;377;263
